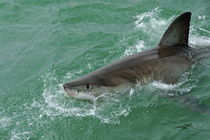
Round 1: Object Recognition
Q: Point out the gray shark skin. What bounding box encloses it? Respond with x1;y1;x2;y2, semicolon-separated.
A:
63;12;202;101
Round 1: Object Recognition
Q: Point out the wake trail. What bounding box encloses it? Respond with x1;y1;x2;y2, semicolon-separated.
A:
169;95;210;116
191;47;210;61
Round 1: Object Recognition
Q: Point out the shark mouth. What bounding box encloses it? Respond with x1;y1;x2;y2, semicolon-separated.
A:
64;88;96;101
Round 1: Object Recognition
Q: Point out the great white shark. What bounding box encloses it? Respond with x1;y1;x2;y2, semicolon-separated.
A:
63;12;208;101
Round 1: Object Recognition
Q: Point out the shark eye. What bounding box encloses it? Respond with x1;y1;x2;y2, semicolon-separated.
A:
86;84;90;90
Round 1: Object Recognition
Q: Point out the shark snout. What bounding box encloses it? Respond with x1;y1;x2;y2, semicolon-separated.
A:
63;83;70;93
63;83;72;93
63;83;78;97
63;83;74;91
63;82;75;89
63;83;68;90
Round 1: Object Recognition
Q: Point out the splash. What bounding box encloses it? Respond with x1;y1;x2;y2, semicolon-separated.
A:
0;112;11;130
10;131;32;140
123;8;173;57
190;34;210;47
124;40;145;56
36;71;131;124
135;8;172;35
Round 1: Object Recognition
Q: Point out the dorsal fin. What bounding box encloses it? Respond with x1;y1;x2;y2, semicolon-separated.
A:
159;12;191;47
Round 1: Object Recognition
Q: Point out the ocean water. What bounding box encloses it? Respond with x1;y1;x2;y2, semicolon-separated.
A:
1;0;210;139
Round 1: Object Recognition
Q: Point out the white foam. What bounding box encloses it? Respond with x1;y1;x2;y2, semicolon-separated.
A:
134;8;210;49
11;131;31;140
135;8;171;34
124;40;145;56
197;15;206;20
0;113;11;129
150;81;179;90
135;8;160;29
123;8;173;57
190;35;210;48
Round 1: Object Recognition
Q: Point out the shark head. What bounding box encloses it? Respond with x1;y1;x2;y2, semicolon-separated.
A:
63;83;99;101
63;76;106;100
63;71;134;100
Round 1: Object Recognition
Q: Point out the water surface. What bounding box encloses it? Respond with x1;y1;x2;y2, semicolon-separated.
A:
1;0;210;139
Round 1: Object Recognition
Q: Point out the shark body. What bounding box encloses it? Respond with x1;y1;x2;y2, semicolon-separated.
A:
63;12;202;101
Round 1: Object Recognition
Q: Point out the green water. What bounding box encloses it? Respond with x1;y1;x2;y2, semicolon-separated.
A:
1;0;210;139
